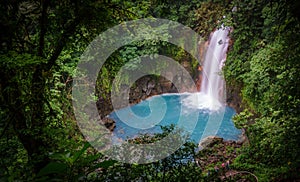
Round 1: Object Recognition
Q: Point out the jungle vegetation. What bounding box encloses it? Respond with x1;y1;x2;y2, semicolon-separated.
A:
0;0;299;181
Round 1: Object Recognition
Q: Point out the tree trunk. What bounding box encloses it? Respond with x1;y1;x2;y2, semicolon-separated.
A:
2;67;51;173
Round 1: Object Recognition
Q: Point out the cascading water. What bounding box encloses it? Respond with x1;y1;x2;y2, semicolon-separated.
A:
182;27;230;111
200;27;230;103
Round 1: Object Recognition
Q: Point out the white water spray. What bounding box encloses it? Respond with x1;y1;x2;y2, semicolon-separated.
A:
182;27;230;111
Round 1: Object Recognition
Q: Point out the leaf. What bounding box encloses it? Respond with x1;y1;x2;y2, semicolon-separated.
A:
94;160;117;169
37;162;68;177
71;142;91;163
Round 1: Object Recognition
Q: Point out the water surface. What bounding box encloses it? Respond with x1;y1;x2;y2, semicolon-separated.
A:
108;93;242;144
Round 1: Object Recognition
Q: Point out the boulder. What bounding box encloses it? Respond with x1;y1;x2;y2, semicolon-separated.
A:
237;128;248;145
198;136;223;150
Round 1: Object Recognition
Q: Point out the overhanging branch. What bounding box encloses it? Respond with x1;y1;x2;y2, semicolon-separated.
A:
45;17;81;71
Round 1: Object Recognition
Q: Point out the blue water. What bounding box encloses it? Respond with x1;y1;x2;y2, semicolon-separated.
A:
108;93;242;144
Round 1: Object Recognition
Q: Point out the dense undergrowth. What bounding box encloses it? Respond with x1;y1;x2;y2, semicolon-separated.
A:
224;0;300;181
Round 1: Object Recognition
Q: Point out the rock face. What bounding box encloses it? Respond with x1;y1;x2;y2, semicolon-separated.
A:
225;82;244;113
129;75;178;104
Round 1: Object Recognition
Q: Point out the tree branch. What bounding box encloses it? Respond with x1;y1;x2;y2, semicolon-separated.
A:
45;17;81;71
0;116;11;139
38;0;50;57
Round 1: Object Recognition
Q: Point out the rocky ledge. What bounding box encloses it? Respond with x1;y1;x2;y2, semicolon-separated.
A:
196;133;250;181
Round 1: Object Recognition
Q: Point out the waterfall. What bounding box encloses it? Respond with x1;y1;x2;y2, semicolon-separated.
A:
182;27;230;111
200;27;230;104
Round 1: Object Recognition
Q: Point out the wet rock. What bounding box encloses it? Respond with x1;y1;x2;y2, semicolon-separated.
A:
226;82;243;113
101;117;116;132
237;128;248;145
146;89;151;96
198;136;223;150
147;79;156;89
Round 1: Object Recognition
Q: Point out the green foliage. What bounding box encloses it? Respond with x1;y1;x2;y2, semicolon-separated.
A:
224;0;300;180
99;125;204;181
194;1;229;38
232;109;254;129
149;0;201;27
20;125;205;181
35;142;117;181
0;51;82;179
0;0;134;179
242;37;300;114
